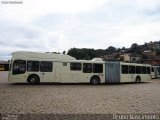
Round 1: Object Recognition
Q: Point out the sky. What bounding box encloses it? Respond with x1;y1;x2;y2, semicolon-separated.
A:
1;0;160;60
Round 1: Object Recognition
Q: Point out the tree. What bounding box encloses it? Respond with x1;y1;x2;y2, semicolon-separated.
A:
131;43;138;49
129;43;142;54
67;48;90;60
62;51;66;54
122;47;126;50
67;48;107;60
107;46;116;53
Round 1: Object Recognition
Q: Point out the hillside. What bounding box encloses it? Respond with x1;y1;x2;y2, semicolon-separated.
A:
67;41;160;63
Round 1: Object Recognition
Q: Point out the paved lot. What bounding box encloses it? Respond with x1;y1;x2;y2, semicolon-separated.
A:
0;71;8;84
0;72;160;119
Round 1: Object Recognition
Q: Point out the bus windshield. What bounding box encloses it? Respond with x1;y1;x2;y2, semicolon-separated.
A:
12;60;26;75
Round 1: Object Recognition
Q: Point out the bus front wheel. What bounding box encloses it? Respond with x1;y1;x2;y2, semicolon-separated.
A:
135;76;141;83
28;75;40;85
90;76;100;85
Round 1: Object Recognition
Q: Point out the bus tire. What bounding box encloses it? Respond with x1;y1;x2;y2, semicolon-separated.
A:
28;74;40;85
90;76;100;85
135;76;141;83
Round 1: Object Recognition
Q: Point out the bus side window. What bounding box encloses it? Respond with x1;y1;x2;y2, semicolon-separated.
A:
157;67;160;74
147;67;151;74
122;65;128;74
129;66;135;74
151;67;154;72
70;63;81;71
136;66;141;74
93;64;103;73
13;60;26;75
83;63;92;73
40;61;52;72
158;67;160;75
142;67;146;74
27;61;39;72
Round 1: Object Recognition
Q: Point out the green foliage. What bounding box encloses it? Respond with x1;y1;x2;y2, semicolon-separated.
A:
67;41;160;60
107;46;116;53
62;51;66;54
67;48;107;60
128;43;142;55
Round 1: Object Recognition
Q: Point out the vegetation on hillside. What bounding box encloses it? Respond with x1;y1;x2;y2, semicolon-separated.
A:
67;41;160;60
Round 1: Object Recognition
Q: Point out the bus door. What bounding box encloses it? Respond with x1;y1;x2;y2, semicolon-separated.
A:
128;66;136;82
151;67;155;79
40;61;53;82
121;65;129;82
54;66;60;82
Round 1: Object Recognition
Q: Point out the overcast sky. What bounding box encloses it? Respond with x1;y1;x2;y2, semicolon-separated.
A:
1;0;160;60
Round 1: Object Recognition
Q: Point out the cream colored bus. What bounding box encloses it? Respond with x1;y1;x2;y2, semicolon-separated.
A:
8;51;105;84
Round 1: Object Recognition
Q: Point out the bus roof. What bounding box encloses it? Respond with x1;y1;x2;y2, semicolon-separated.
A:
12;51;76;61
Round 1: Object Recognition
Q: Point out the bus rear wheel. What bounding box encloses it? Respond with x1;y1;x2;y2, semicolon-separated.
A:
28;75;40;85
135;76;141;83
90;76;100;85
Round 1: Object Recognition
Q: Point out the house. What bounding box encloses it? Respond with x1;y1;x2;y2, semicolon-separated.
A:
100;53;131;62
0;61;9;71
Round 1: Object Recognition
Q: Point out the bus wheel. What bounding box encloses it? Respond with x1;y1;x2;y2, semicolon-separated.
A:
135;76;141;83
90;76;100;85
28;75;40;85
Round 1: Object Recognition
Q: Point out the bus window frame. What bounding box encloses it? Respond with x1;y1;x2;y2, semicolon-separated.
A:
142;66;147;74
121;65;128;74
146;67;151;74
40;61;53;72
136;66;141;74
83;63;92;73
70;63;82;71
129;66;135;74
27;61;40;72
93;64;103;73
12;60;26;75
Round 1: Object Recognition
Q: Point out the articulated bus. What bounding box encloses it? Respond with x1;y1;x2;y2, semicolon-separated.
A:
8;51;151;84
